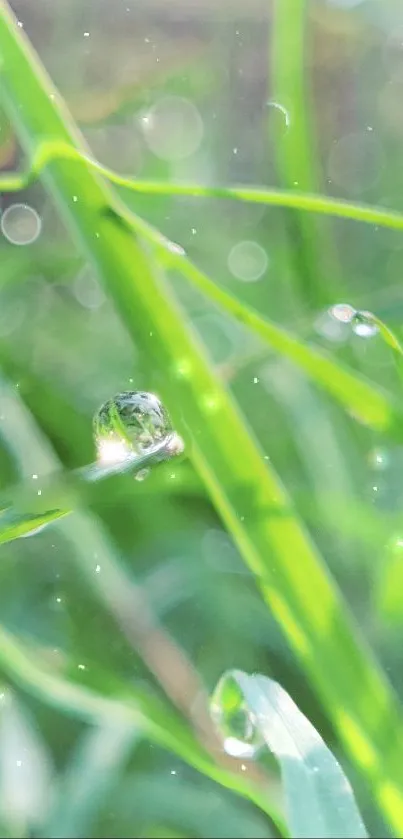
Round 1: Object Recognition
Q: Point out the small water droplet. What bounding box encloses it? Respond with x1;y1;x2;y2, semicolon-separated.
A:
78;664;86;671
135;468;150;482
170;770;177;775
368;448;389;470
93;390;175;464
17;20;23;28
266;100;290;129
352;311;378;338
72;196;78;203
210;673;262;760
83;31;90;37
233;147;238;155
165;239;185;256
253;377;259;384
330;303;356;324
95;564;101;573
32;474;38;480
191;227;197;235
37;489;42;496
16;760;22;767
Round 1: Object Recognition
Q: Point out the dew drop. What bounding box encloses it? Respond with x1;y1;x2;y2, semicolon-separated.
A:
330;303;356;324
266;100;290;130
93;390;177;465
368;448;389;471
352;311;378;338
164;239;186;256
210;673;262;760
135;468;150;482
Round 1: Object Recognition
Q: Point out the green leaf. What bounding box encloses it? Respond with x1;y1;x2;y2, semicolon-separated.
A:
212;671;367;839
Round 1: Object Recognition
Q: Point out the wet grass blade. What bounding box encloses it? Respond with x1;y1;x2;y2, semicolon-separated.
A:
1;151;402;437
2;140;403;231
0;623;282;828
1;3;403;832
212;670;367;839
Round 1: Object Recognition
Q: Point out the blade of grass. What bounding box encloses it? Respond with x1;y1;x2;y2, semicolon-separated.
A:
1;4;403;831
213;670;367;838
270;0;342;308
0;623;282;828
3;139;403;231
116;208;403;440
1;151;403;437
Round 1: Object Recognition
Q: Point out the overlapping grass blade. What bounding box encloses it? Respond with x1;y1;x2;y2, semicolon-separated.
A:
212;670;367;839
1;148;403;438
1;3;403;832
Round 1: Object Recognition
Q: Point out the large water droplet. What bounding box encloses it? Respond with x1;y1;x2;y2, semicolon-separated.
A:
210;673;262;759
93;390;175;465
330;303;356;324
351;311;378;338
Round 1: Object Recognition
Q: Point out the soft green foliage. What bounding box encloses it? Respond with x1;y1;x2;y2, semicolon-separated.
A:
0;0;403;837
212;670;367;839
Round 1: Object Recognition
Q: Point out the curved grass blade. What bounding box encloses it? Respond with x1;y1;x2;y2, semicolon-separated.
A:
2;140;403;233
212;670;367;839
0;624;283;829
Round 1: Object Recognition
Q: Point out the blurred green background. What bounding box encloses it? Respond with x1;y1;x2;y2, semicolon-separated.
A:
1;0;403;836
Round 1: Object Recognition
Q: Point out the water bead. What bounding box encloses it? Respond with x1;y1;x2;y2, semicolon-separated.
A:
93;390;174;463
351;311;379;338
210;673;262;760
330;303;356;324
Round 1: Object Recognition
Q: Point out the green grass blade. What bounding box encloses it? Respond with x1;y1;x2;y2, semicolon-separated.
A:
0;623;281;828
1;150;401;436
1;4;403;832
270;0;342;307
3;140;403;231
212;670;367;839
118;209;403;439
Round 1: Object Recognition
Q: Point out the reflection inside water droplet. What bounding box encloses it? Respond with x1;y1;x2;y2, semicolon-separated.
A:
351;311;378;338
94;391;173;463
210;672;262;760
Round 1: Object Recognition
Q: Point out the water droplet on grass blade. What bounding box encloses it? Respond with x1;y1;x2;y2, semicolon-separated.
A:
210;672;262;759
93;390;182;466
352;311;379;338
330;303;356;324
135;468;150;482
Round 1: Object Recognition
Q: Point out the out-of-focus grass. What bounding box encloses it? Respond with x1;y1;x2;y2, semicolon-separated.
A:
0;0;403;837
